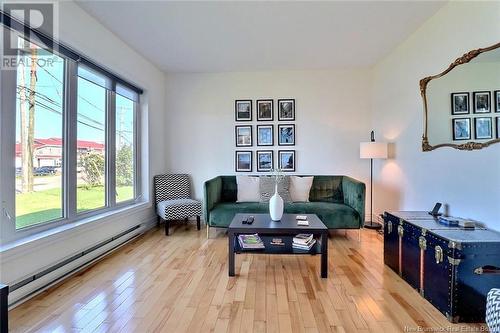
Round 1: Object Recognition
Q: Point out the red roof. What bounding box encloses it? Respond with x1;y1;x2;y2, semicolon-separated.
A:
15;138;104;157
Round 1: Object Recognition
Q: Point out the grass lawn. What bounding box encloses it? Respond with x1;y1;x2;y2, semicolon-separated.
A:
16;186;133;229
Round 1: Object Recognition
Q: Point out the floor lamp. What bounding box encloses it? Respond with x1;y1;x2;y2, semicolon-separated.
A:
360;131;388;229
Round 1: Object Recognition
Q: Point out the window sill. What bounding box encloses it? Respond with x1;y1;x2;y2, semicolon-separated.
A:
0;201;151;256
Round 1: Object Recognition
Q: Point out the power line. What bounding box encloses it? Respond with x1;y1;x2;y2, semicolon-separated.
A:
17;87;106;129
31;64;106;114
17;97;105;132
17;86;61;108
16;76;133;142
16;97;133;141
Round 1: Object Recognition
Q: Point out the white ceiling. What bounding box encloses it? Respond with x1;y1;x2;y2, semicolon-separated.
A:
76;1;445;73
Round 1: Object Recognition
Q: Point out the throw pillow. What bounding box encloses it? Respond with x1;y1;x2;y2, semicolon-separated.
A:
259;176;292;203
236;176;261;202
289;176;314;202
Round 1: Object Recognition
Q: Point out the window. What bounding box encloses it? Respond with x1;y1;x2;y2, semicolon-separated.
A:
77;74;107;212
15;40;65;229
115;92;136;203
1;24;142;239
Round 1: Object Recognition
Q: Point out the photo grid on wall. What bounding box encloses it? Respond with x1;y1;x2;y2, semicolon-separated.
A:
450;90;500;141
234;99;296;172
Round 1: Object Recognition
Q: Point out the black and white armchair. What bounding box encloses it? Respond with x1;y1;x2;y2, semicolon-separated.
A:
487;288;500;333
154;174;202;235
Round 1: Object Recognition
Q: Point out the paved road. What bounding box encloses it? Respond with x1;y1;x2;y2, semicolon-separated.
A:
16;174;86;192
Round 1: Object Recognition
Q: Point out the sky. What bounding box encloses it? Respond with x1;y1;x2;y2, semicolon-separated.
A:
15;47;134;148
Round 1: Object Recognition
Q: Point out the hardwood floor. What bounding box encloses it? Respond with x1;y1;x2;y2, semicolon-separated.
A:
9;223;487;333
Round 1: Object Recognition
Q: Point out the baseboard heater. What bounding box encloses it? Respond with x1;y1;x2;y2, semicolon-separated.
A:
7;224;142;304
1;284;7;333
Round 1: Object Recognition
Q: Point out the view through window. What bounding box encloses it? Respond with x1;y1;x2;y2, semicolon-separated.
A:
77;75;107;212
10;34;140;232
15;40;65;229
115;94;135;202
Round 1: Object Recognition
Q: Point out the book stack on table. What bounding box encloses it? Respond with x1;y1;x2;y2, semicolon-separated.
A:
292;234;316;250
238;234;265;249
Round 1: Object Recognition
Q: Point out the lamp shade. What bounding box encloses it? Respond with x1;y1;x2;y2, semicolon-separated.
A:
360;142;388;159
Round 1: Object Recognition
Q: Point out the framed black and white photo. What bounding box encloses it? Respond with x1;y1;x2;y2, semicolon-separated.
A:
235;125;252;147
278;150;295;172
257;99;273;121
257;125;273;146
278;124;295;145
278;99;295;121
257;150;273;172
452;118;471;141
495;91;500;112
235;151;252;172
235;100;252;121
473;91;491;113
474;117;493;140
451;92;469;115
496;117;500;139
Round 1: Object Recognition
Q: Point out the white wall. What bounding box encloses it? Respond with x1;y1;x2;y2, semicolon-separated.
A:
0;1;167;303
165;69;372;202
371;1;500;229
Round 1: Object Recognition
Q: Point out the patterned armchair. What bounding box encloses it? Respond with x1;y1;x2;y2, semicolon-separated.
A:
154;174;202;235
487;288;500;333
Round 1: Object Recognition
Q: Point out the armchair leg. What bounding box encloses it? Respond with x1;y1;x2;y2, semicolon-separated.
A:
157;216;160;227
358;229;361;242
196;216;201;230
165;220;170;236
206;224;209;239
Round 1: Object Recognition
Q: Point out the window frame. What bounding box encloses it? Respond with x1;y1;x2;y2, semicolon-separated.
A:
9;37;69;231
75;73;110;215
114;92;140;207
0;28;142;243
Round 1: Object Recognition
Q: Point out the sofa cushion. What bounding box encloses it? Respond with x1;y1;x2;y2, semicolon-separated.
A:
309;176;343;203
259;176;292;203
209;202;269;227
284;202;361;229
157;199;202;220
220;176;238;202
236;175;261;202
289;176;314;202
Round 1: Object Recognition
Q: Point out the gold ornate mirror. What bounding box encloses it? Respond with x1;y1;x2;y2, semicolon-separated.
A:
420;42;500;151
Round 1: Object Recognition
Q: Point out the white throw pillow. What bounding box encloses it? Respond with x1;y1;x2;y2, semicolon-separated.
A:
236;176;261;202
289;176;314;202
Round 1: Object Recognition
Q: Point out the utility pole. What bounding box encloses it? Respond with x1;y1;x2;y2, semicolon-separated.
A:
117;106;125;149
18;54;29;193
27;47;38;192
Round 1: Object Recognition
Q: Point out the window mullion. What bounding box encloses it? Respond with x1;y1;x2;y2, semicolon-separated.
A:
107;90;116;208
65;60;78;220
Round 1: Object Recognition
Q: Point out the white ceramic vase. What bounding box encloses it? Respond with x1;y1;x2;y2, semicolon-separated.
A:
269;183;284;221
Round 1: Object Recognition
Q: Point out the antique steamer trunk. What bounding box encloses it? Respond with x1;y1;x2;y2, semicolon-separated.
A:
383;211;500;323
383;211;448;276
423;229;500;322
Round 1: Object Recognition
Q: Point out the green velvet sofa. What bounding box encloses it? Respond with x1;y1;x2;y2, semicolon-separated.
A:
203;175;365;235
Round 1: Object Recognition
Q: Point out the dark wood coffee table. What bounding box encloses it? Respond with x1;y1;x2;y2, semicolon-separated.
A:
228;213;328;278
